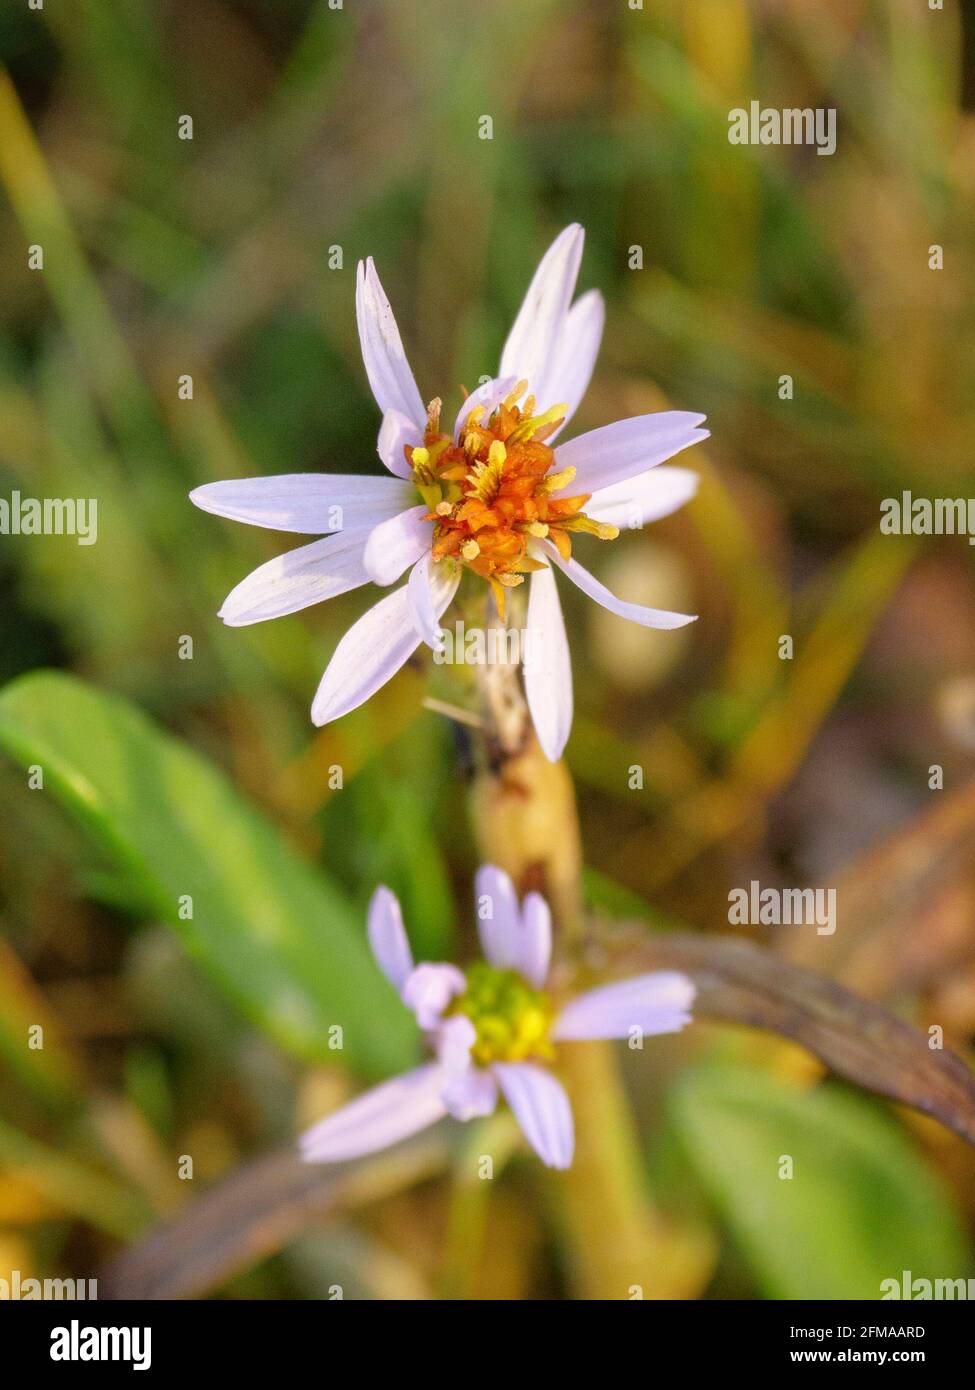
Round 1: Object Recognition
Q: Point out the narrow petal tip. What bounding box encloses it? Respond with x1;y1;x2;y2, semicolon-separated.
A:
367;885;414;990
299;1064;448;1164
552;970;697;1043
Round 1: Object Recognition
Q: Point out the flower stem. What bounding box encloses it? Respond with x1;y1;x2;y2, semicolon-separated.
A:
470;591;583;941
468;638;703;1297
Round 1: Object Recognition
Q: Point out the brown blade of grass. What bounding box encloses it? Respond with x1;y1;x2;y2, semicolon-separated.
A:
594;928;975;1148
100;1133;448;1301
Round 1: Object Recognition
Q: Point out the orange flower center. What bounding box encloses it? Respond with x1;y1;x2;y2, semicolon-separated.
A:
407;381;618;616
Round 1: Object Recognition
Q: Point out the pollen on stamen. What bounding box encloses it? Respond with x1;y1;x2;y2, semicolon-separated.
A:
418;380;619;586
541;466;576;494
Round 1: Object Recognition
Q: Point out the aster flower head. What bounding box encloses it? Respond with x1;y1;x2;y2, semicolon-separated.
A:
299;867;696;1170
191;225;708;760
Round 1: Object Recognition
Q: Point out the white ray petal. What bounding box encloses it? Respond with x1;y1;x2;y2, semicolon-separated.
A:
217;530;371;627
453;375;520;440
554;413;708;493
356;257;426;427
474;864;522;970
377;410;422;479
494;1062;574;1170
299;1064;447;1163
499;224;585;394
311;560;457;725
363;505;432;586
366;886;414;990
408;554;459;649
553;972;696;1041
533;289;604;438
548;548;696;629
586;465;699;529
190;474;413;534
524;562;573;762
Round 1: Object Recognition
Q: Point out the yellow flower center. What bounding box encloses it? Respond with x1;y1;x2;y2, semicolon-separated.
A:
448;961;556;1066
407;382;618;618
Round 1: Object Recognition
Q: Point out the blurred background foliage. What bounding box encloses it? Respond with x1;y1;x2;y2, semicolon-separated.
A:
1;0;974;1299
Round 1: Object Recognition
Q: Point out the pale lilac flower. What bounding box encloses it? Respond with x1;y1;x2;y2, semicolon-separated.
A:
299;867;695;1170
191;225;708;760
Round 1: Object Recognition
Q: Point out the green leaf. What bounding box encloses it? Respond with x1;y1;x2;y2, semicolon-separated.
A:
672;1062;971;1300
0;671;418;1078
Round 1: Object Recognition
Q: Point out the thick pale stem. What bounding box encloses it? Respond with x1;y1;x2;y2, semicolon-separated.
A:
467;606;707;1298
469;588;583;938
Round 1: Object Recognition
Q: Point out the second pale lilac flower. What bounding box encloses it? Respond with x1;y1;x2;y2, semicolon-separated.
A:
300;867;696;1170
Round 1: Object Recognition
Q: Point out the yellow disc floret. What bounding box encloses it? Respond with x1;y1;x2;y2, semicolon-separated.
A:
448;961;556;1066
